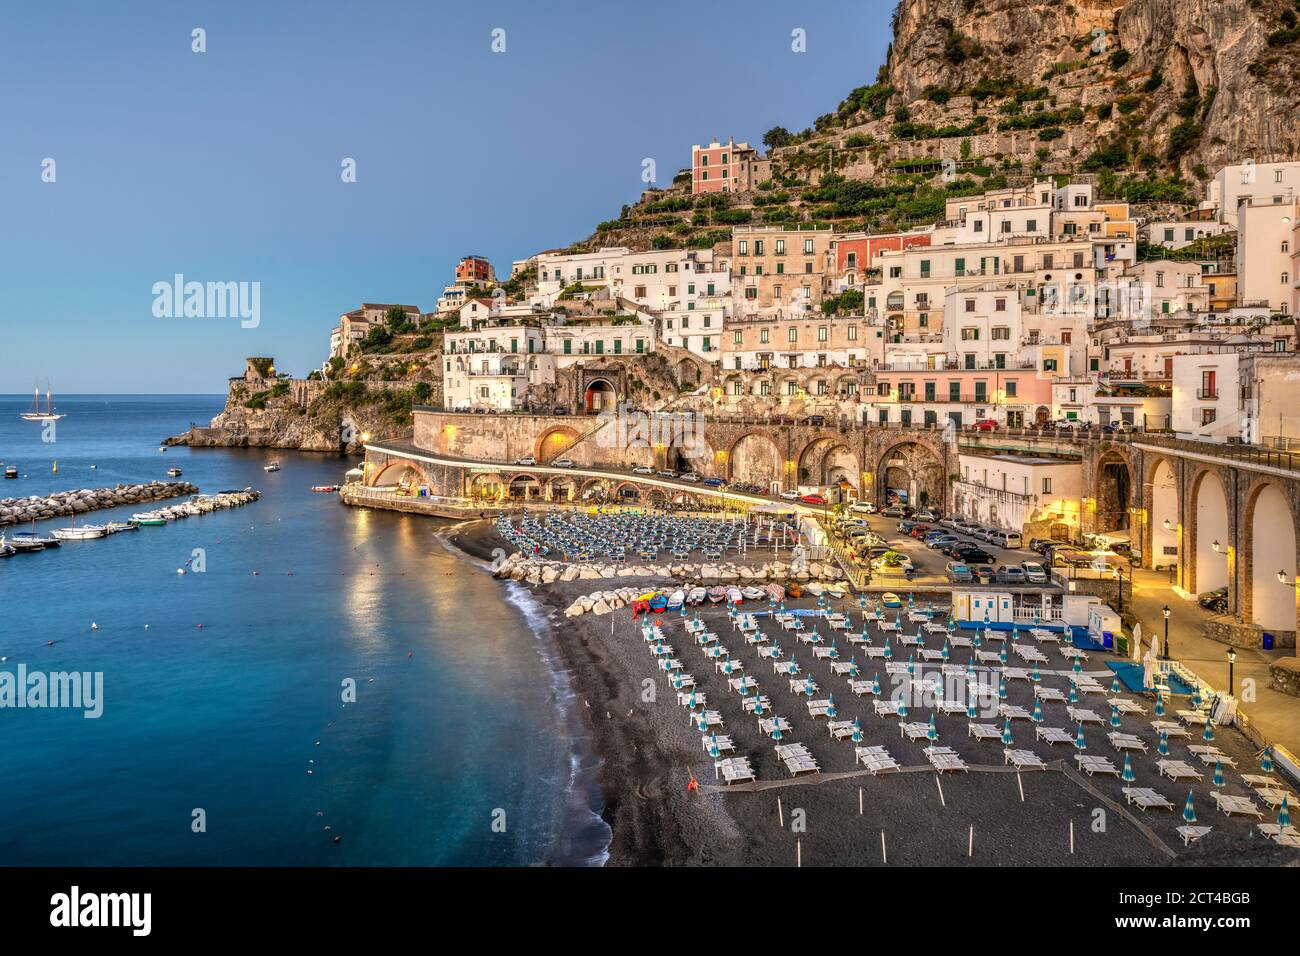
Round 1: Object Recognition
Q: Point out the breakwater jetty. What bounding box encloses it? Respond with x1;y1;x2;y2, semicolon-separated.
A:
0;481;199;526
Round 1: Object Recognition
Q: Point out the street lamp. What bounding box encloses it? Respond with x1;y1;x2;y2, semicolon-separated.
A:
1227;647;1236;696
1162;605;1171;661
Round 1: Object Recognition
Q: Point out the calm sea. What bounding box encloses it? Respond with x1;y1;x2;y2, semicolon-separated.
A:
0;395;607;865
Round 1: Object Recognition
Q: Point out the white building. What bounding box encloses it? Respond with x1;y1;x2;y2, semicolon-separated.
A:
1145;219;1231;250
942;285;1024;369
952;453;1085;538
1237;199;1297;314
1204;161;1300;227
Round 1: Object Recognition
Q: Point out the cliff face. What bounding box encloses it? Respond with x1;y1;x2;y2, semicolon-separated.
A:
886;0;1300;172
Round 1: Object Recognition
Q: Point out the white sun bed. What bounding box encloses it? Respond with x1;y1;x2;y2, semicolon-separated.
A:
968;723;1002;741
1107;732;1147;752
1004;749;1046;770
1123;787;1175;811
855;746;900;774
1036;726;1076;746
1151;720;1192;738
1176;825;1213;846
872;700;902;717
925;746;968;773
1157;759;1202;781
849;680;877;696
1188;746;1237;768
715;757;755;785
702;734;735;755
741;695;771;714
1034;687;1067;702
1067;707;1103;724
1076;755;1120;776
1253;787;1292;809
1211;792;1263;818
1107;698;1146;715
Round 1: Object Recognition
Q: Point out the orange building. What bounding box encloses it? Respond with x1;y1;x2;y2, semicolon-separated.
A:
455;255;495;287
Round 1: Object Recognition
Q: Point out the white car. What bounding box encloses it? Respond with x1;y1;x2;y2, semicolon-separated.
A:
851;502;877;514
514;456;537;466
552;458;575;468
1021;561;1049;584
1053;419;1085;430
780;490;801;500
631;465;654;475
680;473;700;483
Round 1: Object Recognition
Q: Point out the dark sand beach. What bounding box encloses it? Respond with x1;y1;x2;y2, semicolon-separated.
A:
450;517;1297;867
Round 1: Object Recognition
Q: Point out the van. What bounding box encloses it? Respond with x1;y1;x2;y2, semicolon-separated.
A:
991;530;1023;549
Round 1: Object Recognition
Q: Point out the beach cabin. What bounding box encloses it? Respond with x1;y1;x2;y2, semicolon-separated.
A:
951;590;1013;627
1087;603;1122;649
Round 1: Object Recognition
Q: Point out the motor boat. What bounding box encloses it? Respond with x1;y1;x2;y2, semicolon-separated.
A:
104;521;138;534
52;523;107;541
667;589;685;611
3;466;16;479
726;586;743;604
264;461;281;473
5;530;57;550
167;467;183;477
131;512;167;526
311;485;340;493
706;586;727;604
742;586;766;601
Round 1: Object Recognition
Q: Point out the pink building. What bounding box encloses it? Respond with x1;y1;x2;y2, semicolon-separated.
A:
691;137;763;194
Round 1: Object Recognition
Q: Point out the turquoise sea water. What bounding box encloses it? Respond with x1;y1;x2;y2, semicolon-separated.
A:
0;396;607;865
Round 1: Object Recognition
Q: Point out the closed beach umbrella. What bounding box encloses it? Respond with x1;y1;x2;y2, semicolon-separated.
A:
1031;663;1041;683
708;733;720;758
1074;722;1086;751
941;640;951;661
1202;717;1215;743
852;718;862;743
999;645;1008;665
827;694;837;719
770;720;783;741
1068;681;1079;705
883;640;893;661
1154;692;1165;718
1111;673;1122;694
673;674;683;690
897;697;909;719
1262;745;1275;772
688;689;697;708
998;674;1008;701
871;673;881;696
723;659;733;676
804;678;815;698
1001;718;1013;746
1032;699;1044;723
697;714;709;732
966;661;977;682
860;625;871;645
829;642;839;659
907;654;916;676
849;657;860;678
1212;759;1225;787
754;698;766;716
967;697;979;720
972;631;982;649
1122;753;1135;783
1182;790;1197;824
1279;796;1291;829
1158;731;1169;756
1110;704;1122;729
1072;655;1082;675
928;713;938;742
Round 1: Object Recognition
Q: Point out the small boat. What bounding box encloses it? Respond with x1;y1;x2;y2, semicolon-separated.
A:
264;461;281;473
649;593;669;613
3;466;16;479
766;583;785;601
311;485;340;493
131;513;167;526
159;446;167;452
631;599;652;618
104;521;138;534
52;524;107;541
742;586;766;600
706;586;727;604
19;386;66;423
786;582;805;599
667;589;685;611
687;587;707;606
825;585;846;600
726;586;743;604
167;467;183;477
806;583;825;597
881;592;903;608
0;542;14;558
5;529;57;550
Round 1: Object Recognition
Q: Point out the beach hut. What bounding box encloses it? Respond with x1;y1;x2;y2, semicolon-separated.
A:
1158;731;1170;756
1262;745;1275;772
1182;791;1197;824
1122;753;1135;783
1202;717;1215;743
1001;718;1013;746
1212;760;1225;787
1074;723;1086;752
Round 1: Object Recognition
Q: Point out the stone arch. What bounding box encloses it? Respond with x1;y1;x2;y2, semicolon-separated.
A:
877;440;946;510
835;374;858;398
723;373;745;398
368;459;431;489
728;431;784;486
1146;457;1180;572
507;472;541;500
1244;479;1299;632
579;477;610;502
547;474;578;503
796;435;860;490
667;430;713;474
1093;448;1134;533
1035;405;1051;426
583;377;618;414
536;426;581;463
1191;467;1231;597
467;471;505;501
675;357;704;389
611;480;641;501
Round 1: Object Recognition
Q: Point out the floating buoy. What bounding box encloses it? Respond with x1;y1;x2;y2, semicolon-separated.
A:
91;622;99;630
315;740;321;746
333;836;341;844
196;624;204;629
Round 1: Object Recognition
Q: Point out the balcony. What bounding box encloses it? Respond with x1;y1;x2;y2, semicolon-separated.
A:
1196;388;1219;400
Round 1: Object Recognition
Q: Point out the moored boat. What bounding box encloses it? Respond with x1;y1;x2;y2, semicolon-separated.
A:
742;586;766;600
131;512;167;526
52;524;107;541
263;461;281;473
104;521;138;534
3;465;16;479
19;386;66;423
648;593;669;613
167;467;182;477
706;586;727;604
0;542;14;558
311;485;340;493
726;586;743;604
6;529;57;550
667;589;685;611
765;583;785;602
687;586;707;606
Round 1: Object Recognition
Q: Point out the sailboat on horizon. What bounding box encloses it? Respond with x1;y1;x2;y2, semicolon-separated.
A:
20;385;66;423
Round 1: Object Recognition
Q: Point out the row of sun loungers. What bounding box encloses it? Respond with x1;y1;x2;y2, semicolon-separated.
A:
855;745;899;774
1004;748;1046;770
776;742;821;776
925;746;968;773
1076;754;1119;776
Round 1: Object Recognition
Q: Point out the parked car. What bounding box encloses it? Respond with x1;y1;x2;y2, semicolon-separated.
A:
1053;418;1085;430
1198;586;1229;614
632;464;654;475
945;562;974;584
897;520;917;534
513;455;537;466
942;540;974;557
1102;420;1135;434
927;534;959;550
800;493;827;505
680;473;700;483
996;565;1027;585
802;414;826;426
780;490;801;501
914;510;940;522
552;458;575;468
972;564;996;584
553;406;570;415
954;547;995;565
1050;548;1095;568
881;505;907;518
702;477;725;487
908;524;932;538
851;502;877;514
1021;561;1049;584
990;530;1024;549
656;469;676;479
972;418;998;432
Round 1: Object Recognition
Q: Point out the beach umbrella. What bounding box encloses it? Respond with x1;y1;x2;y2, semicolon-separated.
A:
804;678;815;698
907;654;916;676
851;718;862;743
739;680;750;697
1068;681;1079;705
897;697;909;719
707;733;720;758
1122;753;1135;783
1212;759;1225;787
770;720;783;741
1202;717;1215;742
967;697;979;720
1158;731;1170;756
1072;655;1083;676
998;674;1008;701
1074;723;1086;752
688;689;698;709
1110;673;1122;694
1032;698;1044;723
941;640;951;661
697;714;709;732
998;645;1008;665
827;695;837;719
672;674;683;690
1278;796;1291;829
966;661;977;682
928;713;938;742
883;640;893;661
972;632;982;650
1262;745;1275;772
1001;718;1013;746
1182;790;1197;824
754;698;766;716
723;659;734;676
1154;692;1166;718
1031;663;1041;683
871;674;881;696
859;625;871;645
848;657;860;678
1110;704;1122;729
829;642;839;660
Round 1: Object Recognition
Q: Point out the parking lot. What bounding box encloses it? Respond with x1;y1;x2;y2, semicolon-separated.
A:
834;509;1058;589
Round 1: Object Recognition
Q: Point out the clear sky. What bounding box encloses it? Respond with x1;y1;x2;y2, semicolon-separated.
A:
0;0;893;393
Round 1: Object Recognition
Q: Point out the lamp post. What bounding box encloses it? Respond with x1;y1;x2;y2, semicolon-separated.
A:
1227;647;1236;697
1162;605;1171;661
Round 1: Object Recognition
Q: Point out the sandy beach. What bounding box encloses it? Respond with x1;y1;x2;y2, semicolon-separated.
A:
450;517;1298;867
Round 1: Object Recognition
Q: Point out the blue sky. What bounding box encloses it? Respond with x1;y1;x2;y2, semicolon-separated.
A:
0;0;893;393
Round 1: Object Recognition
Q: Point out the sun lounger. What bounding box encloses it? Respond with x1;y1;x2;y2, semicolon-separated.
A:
1188;745;1236;768
758;716;792;736
1176;709;1209;726
923;622;949;634
848;632;872;646
862;646;888;658
1034;687;1066;702
1107;698;1146;715
974;650;1002;664
1151;720;1191;738
827;720;857;740
855;746;900;774
968;723;1002;741
798;631;825;646
1257;823;1300;843
659;658;683;672
1157;759;1202;781
783;754;821;777
715;757;755;785
925;747;968;774
774;743;811;760
714;658;744;675
1107;732;1147;752
1123;787;1175;811
677;691;706;708
1067;707;1104;725
1059;647;1089;661
1036;726;1076;746
901;721;933;742
812;646;838;660
758;645;782;660
948;635;973;648
1076;755;1120;776
1013;645;1049;664
878;621;901;633
937;699;968;716
1211;792;1263;818
999;704;1032;721
773;661;799;676
744;631;769;646
790;678;817;694
742;695;771;714
650;643;675;656
1242;773;1279;789
849;679;876;696
1003;667;1034;682
1004;749;1046;770
1176;825;1213;846
918;649;945;662
702;734;735;755
830;661;855;675
807;699;834;719
872;699;902;718
1030;628;1060;643
727;676;757;694
1254;787;1292;809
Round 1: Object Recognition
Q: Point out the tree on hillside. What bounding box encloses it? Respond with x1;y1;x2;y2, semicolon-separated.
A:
763;126;793;151
385;306;409;331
